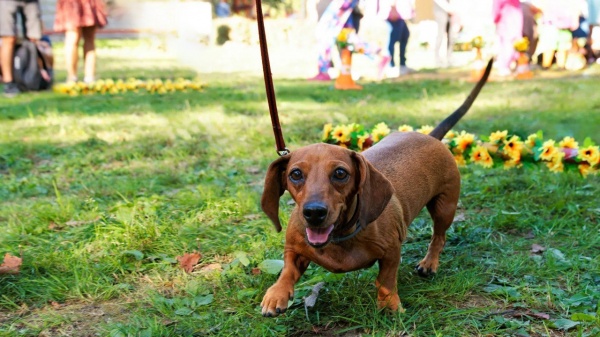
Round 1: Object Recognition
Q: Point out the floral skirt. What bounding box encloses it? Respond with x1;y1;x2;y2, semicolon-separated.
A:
54;0;108;32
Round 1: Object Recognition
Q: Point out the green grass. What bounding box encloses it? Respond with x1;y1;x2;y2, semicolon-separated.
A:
1;40;599;336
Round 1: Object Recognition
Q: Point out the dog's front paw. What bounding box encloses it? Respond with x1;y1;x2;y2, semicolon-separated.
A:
415;258;439;277
261;284;293;317
376;284;404;312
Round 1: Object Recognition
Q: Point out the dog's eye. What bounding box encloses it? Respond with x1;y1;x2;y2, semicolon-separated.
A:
289;169;304;182
332;168;349;181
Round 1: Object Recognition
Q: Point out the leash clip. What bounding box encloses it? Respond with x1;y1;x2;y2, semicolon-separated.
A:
277;148;290;156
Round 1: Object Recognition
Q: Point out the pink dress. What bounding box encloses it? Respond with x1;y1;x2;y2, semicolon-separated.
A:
54;0;108;32
492;0;523;73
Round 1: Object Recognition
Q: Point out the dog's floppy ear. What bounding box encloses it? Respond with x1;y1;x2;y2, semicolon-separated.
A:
352;152;394;226
261;154;290;232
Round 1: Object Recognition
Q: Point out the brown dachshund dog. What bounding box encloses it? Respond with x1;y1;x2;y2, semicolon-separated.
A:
260;60;493;317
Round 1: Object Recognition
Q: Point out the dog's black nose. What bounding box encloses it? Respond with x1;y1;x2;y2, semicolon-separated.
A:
302;202;328;225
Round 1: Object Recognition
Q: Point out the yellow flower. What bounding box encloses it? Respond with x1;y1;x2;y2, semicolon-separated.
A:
526;134;538;148
371;122;390;142
417;125;434;135
539;140;558;161
357;133;371;150
398;125;414;132
503;158;522;170
577;145;600;166
322;123;333;141
455;131;475;153
337;28;353;42
558;136;578;149
470;145;493;168
578;163;598;177
347;123;362;133
513;37;530;53
546;151;565;173
445;130;457;139
331;125;351;143
489;130;508;143
471;36;484;49
503;136;523;160
454;154;466;167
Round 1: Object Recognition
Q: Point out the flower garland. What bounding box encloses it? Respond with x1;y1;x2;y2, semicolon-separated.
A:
53;78;204;96
514;36;530;53
322;123;599;177
336;28;365;54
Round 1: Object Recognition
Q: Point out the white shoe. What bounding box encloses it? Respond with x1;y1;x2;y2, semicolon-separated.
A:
384;66;398;78
400;66;415;75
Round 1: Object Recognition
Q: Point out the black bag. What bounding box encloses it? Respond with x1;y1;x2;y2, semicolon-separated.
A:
13;40;52;91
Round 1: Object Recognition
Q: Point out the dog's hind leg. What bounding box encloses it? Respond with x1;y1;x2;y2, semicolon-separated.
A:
415;191;459;277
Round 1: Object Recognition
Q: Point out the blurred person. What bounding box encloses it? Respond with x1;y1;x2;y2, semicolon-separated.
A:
309;0;384;81
536;0;579;69
54;0;108;83
492;0;523;76
433;0;458;67
0;0;43;97
216;0;231;18
565;0;589;70
309;0;357;80
588;0;600;62
521;0;541;62
378;0;415;76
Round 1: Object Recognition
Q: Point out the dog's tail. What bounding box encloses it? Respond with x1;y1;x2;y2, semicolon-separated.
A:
429;59;493;140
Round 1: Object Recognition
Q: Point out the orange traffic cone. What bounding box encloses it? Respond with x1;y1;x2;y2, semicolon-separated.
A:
469;48;485;82
335;48;362;90
515;52;533;80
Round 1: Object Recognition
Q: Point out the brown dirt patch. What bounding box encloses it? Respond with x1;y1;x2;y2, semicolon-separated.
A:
0;300;133;337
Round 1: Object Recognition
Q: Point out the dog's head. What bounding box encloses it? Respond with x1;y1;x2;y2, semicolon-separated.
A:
261;143;394;247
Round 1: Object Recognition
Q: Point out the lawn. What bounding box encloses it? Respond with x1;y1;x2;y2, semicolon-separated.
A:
1;39;599;336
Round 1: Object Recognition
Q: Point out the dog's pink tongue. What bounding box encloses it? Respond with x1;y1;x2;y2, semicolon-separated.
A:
306;225;334;244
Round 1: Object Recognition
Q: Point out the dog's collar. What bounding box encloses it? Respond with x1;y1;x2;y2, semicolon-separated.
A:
331;195;363;244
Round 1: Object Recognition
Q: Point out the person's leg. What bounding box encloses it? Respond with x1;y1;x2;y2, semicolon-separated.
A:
82;26;97;83
446;16;456;66
555;29;572;69
1;36;16;83
0;0;19;84
434;10;449;66
22;0;42;41
398;19;410;67
387;20;400;67
64;28;82;82
588;24;598;62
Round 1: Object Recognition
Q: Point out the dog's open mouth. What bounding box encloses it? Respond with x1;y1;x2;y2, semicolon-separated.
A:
306;224;335;246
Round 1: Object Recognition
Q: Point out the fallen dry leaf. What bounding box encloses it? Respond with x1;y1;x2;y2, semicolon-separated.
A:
304;282;325;308
531;243;546;254
0;253;22;275
176;252;202;273
65;217;101;227
453;212;466;222
48;222;61;230
199;263;222;273
245;167;261;174
508;310;550;320
243;214;261;221
530;312;550;320
523;231;535;239
251;267;261;275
